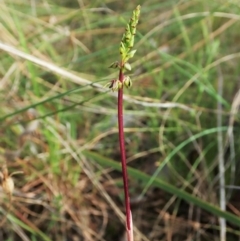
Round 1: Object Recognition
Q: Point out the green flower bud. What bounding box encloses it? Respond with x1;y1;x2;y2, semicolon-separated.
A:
109;61;120;69
126;50;136;59
124;62;132;71
120;42;126;55
124;76;132;88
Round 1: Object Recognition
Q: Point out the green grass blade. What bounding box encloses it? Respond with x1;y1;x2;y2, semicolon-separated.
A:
84;150;240;227
8;214;52;241
142;126;228;195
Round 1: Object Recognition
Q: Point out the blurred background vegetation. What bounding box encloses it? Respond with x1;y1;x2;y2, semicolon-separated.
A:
0;0;240;240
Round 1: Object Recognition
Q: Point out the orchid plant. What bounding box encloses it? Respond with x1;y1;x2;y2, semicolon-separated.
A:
107;5;141;241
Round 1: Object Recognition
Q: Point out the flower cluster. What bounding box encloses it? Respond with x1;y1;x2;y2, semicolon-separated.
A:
107;76;132;92
108;5;140;92
120;5;141;63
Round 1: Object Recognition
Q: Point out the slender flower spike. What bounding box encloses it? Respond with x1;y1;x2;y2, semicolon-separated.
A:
107;5;140;92
120;5;141;63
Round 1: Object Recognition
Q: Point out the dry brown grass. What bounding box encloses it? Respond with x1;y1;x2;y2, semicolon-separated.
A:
1;0;240;240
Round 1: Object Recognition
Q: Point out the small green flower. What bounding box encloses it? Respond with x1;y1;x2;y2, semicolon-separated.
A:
123;76;132;88
107;79;123;91
109;61;120;69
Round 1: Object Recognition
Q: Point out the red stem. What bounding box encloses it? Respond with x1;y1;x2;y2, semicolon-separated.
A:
118;67;131;230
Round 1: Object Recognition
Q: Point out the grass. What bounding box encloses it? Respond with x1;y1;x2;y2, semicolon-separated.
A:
0;0;240;240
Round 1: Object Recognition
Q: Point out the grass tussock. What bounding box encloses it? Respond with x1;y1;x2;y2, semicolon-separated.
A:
0;0;240;240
